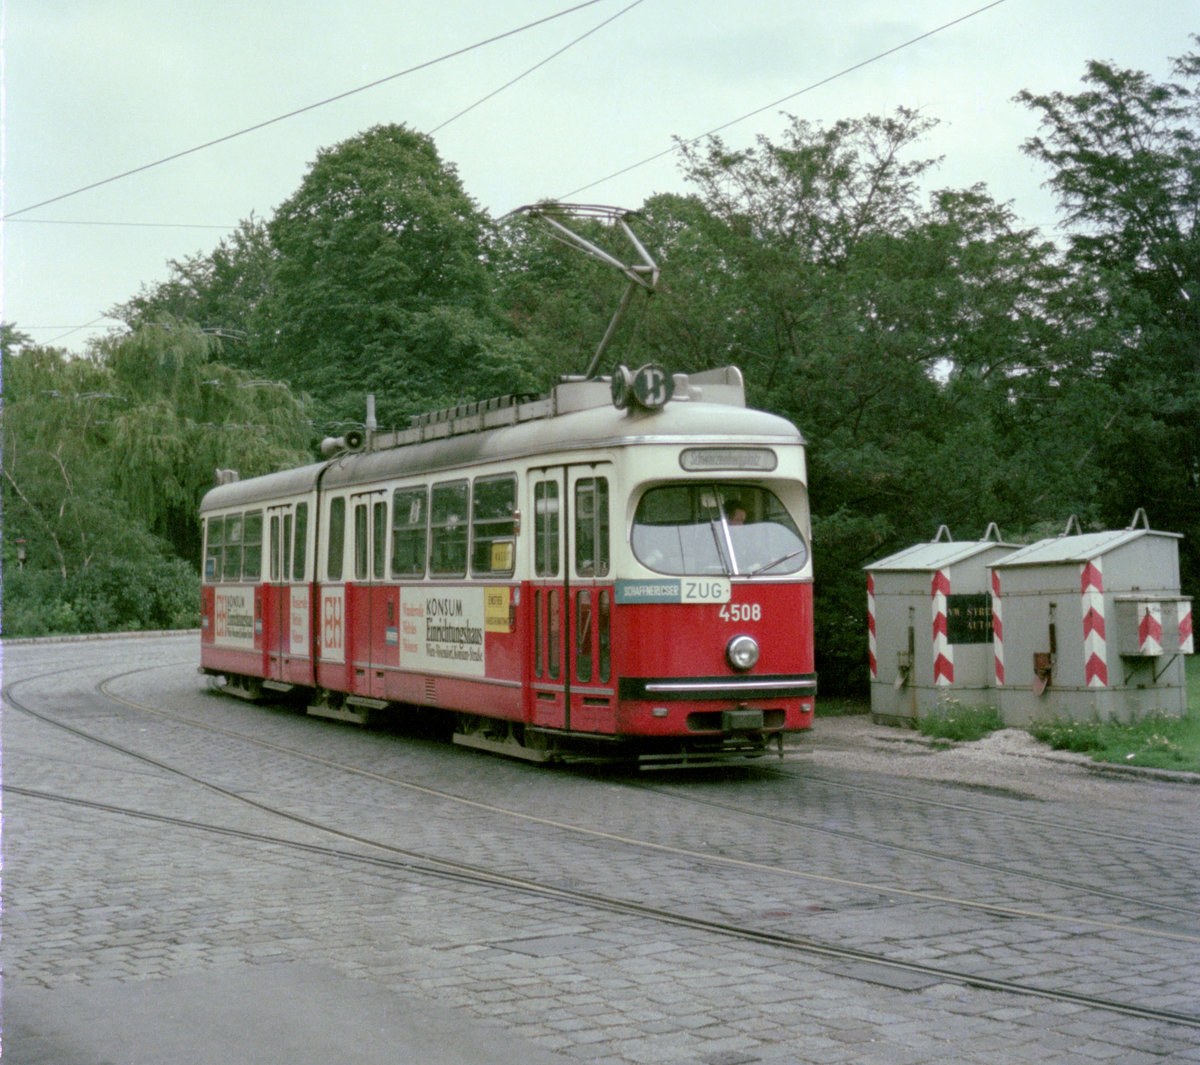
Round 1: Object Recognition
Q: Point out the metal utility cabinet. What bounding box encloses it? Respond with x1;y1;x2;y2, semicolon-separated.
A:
990;512;1194;725
866;525;1016;724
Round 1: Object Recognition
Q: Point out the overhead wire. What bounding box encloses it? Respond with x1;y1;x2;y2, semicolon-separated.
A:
430;0;644;134
7;0;646;343
6;219;235;230
13;0;1012;344
2;0;616;220
7;1;1003;230
9;0;1010;232
42;317;113;347
8;0;644;233
558;0;1013;199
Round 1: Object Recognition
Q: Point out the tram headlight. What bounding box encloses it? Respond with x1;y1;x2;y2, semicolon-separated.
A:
726;634;760;672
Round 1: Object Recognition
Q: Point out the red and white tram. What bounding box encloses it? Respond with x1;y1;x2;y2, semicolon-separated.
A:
200;364;815;765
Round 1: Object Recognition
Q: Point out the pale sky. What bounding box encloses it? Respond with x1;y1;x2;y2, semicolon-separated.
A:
3;0;1195;353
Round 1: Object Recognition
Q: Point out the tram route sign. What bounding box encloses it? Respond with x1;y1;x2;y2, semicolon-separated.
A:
616;578;731;604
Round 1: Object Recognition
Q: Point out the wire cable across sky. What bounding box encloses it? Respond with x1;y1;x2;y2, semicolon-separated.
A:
3;0;617;220
559;0;1012;199
430;0;645;134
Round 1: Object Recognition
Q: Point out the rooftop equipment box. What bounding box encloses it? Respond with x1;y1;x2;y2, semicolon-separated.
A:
866;524;1015;724
989;512;1193;725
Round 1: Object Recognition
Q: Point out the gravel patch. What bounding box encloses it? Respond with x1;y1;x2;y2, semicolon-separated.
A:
797;715;1200;806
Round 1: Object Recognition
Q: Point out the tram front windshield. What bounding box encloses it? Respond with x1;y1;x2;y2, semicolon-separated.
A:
632;484;808;577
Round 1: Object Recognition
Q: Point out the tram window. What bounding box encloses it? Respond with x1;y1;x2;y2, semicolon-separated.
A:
204;516;223;582
354;502;369;581
242;511;263;581
575;589;592;683
430;480;469;576
222;514;243;580
534;480;560;577
534;589;543;677
392;487;427;578
269;515;281;582
547;588;561;679
282;513;293;582
373;499;387;580
574;478;609;577
631;484;807;576
471;474;516;576
293;502;308;581
327;497;346;581
598;589;611;683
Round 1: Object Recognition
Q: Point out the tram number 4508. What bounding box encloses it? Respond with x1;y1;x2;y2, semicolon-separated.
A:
719;603;762;622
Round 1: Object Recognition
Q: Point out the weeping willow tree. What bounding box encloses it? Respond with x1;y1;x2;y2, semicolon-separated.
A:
97;322;315;558
2;321;313;634
2;331;120;581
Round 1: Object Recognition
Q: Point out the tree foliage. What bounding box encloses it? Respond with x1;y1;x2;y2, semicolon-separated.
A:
256;124;534;425
113;217;275;359
631;111;1095;687
1;323;312;635
1018;37;1200;591
46;42;1198;681
97;323;314;557
116;125;543;429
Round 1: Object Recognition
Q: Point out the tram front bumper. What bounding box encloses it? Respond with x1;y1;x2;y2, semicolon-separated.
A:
722;706;765;732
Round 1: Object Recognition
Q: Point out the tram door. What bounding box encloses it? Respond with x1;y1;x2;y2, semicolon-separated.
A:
264;504;295;683
350;490;390;700
530;465;615;734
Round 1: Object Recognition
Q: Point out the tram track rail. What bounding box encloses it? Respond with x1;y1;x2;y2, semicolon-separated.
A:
6;660;1199;1031
108;695;1200;935
106;672;1200;931
9;664;1200;941
9;780;1200;1031
629;779;1200;921
763;765;1200;856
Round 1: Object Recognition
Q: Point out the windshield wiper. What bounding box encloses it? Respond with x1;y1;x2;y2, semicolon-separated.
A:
749;547;807;577
708;516;736;576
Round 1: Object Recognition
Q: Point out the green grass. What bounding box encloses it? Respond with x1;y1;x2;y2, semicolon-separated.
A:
1027;656;1200;772
818;658;1200;772
915;701;1005;743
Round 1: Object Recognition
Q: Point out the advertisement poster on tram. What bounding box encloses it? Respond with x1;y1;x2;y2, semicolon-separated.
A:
214;589;255;649
289;585;310;655
400;587;487;677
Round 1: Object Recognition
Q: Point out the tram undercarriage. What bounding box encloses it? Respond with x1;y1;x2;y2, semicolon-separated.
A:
205;670;793;769
451;711;790;768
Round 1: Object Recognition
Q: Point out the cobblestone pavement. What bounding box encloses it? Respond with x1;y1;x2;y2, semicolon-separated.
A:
4;634;1199;1064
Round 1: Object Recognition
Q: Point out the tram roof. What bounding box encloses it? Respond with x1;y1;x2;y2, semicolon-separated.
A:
328;399;800;489
201;460;327;511
201;369;804;512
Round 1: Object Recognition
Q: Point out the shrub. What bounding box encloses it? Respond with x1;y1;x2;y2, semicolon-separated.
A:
1027;717;1105;752
2;556;199;637
1;570;82;636
916;701;1004;742
69;557;200;632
